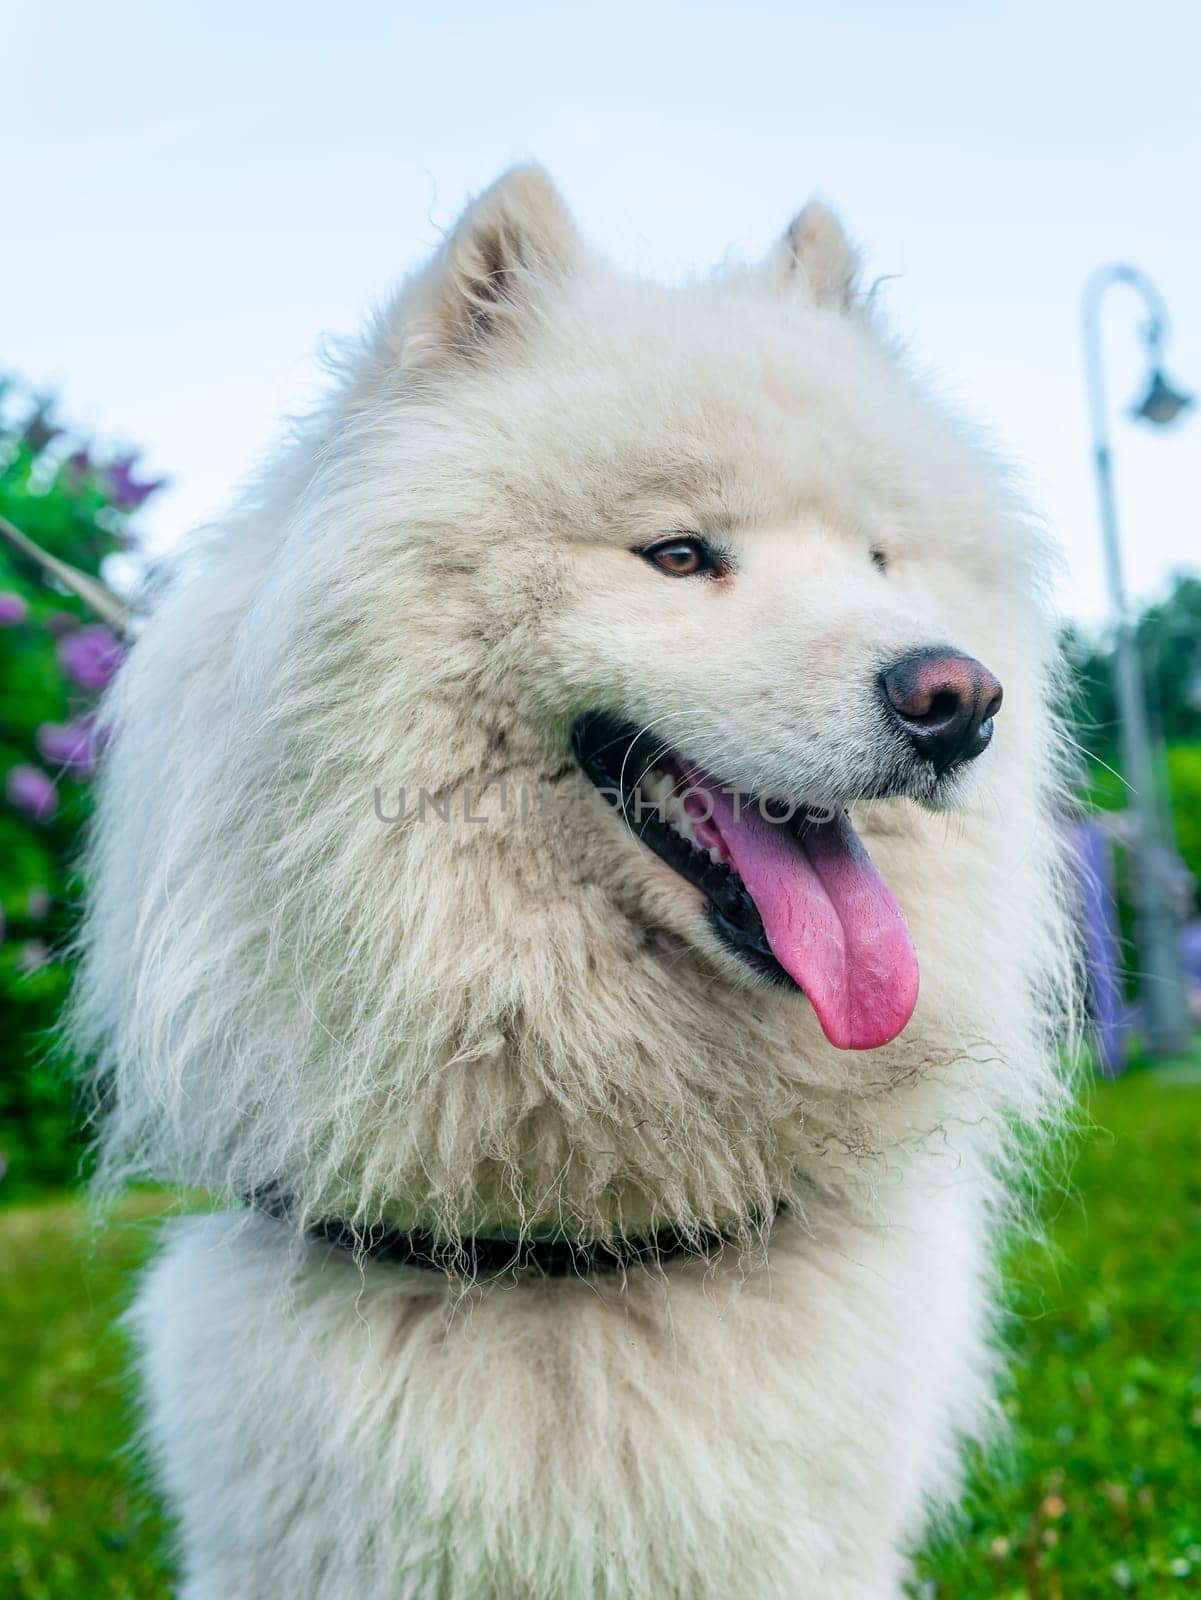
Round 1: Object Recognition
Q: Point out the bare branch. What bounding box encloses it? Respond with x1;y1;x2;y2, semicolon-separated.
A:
0;513;133;636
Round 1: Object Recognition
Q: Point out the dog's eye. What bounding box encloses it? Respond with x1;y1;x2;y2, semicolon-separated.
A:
640;538;723;578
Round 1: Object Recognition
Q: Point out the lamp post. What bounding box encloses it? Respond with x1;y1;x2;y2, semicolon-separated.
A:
1082;264;1194;1058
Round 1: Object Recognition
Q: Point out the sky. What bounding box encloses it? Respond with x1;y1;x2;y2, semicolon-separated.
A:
5;0;1199;625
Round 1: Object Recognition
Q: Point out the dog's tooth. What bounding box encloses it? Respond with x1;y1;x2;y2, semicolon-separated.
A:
673;809;699;845
707;846;725;865
641;771;674;808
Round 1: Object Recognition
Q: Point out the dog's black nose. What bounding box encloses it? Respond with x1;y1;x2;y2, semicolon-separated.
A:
880;649;1003;774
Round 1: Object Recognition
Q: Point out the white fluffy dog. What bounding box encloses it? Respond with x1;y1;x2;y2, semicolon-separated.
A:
75;168;1072;1598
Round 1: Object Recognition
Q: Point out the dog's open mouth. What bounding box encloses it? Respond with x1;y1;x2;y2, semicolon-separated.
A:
572;713;919;1051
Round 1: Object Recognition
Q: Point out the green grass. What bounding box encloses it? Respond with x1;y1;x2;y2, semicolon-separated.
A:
0;1192;175;1599
913;1058;1201;1599
3;1061;1201;1598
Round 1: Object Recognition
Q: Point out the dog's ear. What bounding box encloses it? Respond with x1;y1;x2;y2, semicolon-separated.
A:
395;165;582;366
766;202;861;312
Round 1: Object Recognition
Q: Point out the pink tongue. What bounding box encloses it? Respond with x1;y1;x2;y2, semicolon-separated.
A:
691;785;919;1050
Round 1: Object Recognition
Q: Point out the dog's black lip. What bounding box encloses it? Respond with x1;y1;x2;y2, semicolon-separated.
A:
571;712;800;989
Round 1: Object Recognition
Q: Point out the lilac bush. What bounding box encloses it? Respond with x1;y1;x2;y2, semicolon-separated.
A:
0;378;162;1192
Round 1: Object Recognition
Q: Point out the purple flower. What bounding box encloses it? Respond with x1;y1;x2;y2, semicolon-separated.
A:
57;624;122;692
0;591;29;626
18;940;52;973
36;716;96;777
1183;920;1201;985
26;886;52;921
46;610;79;637
107;453;167;511
64;448;92;482
6;764;59;823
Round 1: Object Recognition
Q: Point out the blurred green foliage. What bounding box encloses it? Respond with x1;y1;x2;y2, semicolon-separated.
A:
1168;745;1201;897
0;379;160;1197
1066;573;1201;895
1085;741;1201;892
1065;573;1201;756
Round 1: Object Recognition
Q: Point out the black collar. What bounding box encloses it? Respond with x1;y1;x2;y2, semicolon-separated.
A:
248;1188;779;1281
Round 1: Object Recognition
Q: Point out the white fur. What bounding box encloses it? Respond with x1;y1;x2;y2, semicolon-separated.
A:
75;167;1074;1597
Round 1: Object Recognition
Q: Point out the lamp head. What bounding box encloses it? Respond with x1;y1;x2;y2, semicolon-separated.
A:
1132;367;1194;427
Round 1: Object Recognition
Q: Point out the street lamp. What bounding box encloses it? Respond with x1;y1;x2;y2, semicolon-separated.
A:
1082;263;1195;1058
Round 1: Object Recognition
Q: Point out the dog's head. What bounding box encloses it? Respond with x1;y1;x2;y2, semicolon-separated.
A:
78;167;1067;1224
341;168;1051;1052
